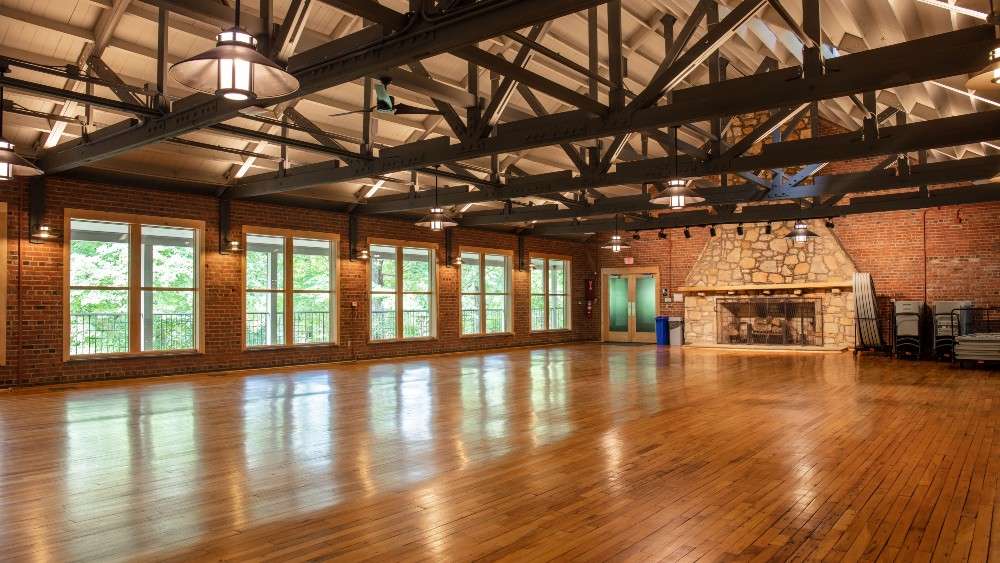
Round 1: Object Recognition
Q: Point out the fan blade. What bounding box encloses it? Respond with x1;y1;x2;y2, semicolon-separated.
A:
392;103;443;116
329;107;375;118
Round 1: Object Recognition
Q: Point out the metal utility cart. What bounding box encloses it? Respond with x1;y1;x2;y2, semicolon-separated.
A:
932;301;972;360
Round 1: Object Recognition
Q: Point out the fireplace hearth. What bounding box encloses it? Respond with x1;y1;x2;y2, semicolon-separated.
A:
717;297;823;347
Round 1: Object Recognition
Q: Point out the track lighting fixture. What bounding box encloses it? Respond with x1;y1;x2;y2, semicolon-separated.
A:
658;230;667;240
632;232;641;240
683;227;691;239
170;0;299;102
709;225;717;237
764;223;772;235
736;223;744;236
825;218;836;229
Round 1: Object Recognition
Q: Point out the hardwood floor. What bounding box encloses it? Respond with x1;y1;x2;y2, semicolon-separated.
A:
1;344;997;562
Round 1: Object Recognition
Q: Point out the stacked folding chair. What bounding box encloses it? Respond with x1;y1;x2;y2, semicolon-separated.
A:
892;300;923;359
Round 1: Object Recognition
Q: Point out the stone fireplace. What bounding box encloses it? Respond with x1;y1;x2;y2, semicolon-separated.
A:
680;222;856;350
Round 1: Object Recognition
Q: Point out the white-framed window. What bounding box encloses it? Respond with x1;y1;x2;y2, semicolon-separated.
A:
530;256;570;331
244;228;338;347
369;240;436;341
65;210;204;358
460;249;512;335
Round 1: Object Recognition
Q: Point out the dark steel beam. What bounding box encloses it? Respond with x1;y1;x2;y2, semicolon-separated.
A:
38;0;607;173
232;26;999;199
463;154;1000;226
456;45;606;116
477;24;549;134
533;183;1000;234
347;110;1000;212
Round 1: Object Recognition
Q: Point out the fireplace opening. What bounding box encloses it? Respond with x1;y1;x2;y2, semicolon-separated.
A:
717;297;824;347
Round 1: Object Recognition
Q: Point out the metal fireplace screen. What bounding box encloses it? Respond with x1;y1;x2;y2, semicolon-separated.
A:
717;298;823;347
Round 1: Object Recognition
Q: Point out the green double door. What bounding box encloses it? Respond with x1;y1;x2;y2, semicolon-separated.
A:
605;272;658;343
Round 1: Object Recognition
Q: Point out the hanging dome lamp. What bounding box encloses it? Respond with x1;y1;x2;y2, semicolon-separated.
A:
785;220;819;244
648;126;703;209
601;214;631;253
169;0;299;102
415;166;458;231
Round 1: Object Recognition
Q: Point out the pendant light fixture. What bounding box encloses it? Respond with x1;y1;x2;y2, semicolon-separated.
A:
648;126;703;209
602;214;631;253
170;0;299;102
0;73;43;181
415;166;457;231
967;0;1000;90
785;220;819;244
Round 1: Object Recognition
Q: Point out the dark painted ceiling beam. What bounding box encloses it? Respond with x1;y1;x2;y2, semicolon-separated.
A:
327;108;1000;212
232;25;997;198
532;183;1000;235
458;153;1000;226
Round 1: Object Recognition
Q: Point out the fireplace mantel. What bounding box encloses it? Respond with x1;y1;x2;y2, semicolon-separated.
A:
677;280;853;294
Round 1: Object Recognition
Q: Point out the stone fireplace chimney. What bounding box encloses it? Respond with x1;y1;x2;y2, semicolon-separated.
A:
680;221;857;349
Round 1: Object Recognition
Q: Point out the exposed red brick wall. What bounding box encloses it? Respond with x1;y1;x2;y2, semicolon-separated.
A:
0;178;600;387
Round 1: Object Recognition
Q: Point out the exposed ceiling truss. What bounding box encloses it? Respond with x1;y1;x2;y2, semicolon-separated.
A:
0;0;996;237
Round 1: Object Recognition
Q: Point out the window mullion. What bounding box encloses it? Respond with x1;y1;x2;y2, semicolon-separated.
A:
396;247;403;340
284;237;294;345
128;222;141;353
480;253;486;334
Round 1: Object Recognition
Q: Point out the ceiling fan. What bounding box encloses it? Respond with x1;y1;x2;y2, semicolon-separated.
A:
330;77;443;117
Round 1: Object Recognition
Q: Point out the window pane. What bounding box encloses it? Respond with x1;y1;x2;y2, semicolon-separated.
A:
70;220;129;287
403;294;432;338
246;291;284;346
142;225;196;289
69;289;129;355
371;294;397;340
530;259;545;294
549;295;567;330
531;294;546;331
293;293;331;344
460;252;481;293
293;238;332;291
484;254;508;294
485;294;507;334
370;245;397;292
246;234;284;290
142;290;194;351
549;259;567;295
462;294;481;335
402;247;433;292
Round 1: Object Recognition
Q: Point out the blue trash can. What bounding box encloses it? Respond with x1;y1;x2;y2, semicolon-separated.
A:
655;316;670;345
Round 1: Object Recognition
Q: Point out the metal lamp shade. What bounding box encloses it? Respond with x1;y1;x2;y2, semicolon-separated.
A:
648;180;705;209
784;220;819;244
966;47;1000;91
0;138;43;180
170;28;299;101
601;234;631;253
415;208;457;231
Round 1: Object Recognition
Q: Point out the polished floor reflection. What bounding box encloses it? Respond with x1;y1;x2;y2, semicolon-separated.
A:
1;345;998;561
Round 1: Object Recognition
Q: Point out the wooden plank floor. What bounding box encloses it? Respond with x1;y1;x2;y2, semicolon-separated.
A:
0;344;997;562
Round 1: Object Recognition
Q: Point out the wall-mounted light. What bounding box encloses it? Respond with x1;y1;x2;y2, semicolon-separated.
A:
28;177;55;244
